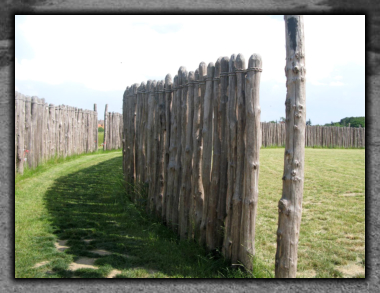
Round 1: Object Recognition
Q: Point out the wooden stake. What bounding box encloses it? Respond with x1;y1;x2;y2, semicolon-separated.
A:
275;15;306;278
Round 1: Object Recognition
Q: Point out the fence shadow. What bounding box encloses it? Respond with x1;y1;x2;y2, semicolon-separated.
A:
43;156;224;278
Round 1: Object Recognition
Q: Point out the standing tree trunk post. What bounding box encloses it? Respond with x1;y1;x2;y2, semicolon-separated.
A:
201;62;215;249
15;92;25;174
103;104;108;151
217;56;229;248
275;15;306;278
196;62;207;245
223;54;237;259
166;76;178;228
239;54;262;271
207;57;221;249
162;74;172;222
230;53;246;264
191;68;204;242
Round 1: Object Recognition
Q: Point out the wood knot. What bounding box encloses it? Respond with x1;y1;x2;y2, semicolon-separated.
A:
291;170;297;176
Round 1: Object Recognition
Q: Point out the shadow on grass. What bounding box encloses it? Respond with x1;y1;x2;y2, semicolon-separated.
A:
43;156;238;278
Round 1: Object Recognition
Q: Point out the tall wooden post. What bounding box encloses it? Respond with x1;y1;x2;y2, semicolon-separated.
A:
239;54;262;271
103;104;108;151
231;53;246;264
207;57;222;247
275;15;306;278
201;62;215;248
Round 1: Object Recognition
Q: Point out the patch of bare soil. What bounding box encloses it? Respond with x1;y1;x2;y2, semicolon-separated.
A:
90;249;112;256
68;257;98;271
107;269;122;278
54;240;69;252
33;261;49;268
340;193;365;197
336;261;365;278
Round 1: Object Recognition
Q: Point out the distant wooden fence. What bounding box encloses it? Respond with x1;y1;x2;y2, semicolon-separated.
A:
123;53;263;270
261;123;365;148
103;104;123;151
15;92;98;175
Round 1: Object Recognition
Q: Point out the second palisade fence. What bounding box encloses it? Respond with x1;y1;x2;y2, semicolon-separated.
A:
15;91;98;175
103;104;123;150
123;53;262;270
261;123;365;148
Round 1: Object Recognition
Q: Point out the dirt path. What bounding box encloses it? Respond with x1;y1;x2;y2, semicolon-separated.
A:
34;0;332;11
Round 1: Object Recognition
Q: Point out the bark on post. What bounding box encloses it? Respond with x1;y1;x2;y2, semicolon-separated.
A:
191;68;204;242
166;76;178;228
201;62;215;248
162;74;172;222
146;80;156;213
131;84;139;185
230;53;246;264
156;80;166;219
15;92;25;174
217;56;229;248
275;15;306;278
208;57;222;248
25;96;32;168
172;67;186;233
223;54;237;259
103;104;108;151
196;62;206;244
94;104;98;151
179;70;193;239
239;54;262;271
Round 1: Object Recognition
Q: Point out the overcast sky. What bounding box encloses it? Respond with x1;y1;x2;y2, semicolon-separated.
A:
15;15;365;125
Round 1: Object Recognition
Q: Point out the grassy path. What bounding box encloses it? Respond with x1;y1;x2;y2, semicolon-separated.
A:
15;151;246;278
15;148;365;278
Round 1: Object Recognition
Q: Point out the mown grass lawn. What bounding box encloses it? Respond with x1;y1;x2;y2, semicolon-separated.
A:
15;148;365;278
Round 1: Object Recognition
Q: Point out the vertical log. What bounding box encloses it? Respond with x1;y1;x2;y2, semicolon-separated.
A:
230;53;246;263
123;87;129;179
172;68;186;233
179;69;190;239
131;84;139;185
151;81;160;214
24;96;32;168
166;76;178;228
135;83;143;184
191;68;204;241
196;62;206;243
208;57;222;248
94;104;99;151
162;75;173;222
217;56;229;248
15;92;25;174
201;62;214;247
275;15;306;278
146;80;156;213
223;54;237;258
31;97;38;168
103;105;108;151
156;80;166;219
239;54;262;271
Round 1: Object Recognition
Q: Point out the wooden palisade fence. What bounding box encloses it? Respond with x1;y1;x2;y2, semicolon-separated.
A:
15;91;98;175
103;104;123;151
261;122;365;148
123;53;263;270
122;15;364;276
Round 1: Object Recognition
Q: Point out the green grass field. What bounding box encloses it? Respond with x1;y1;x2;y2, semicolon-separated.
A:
15;148;365;278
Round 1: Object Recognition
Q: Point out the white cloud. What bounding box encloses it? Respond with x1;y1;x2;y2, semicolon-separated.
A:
16;15;286;91
304;15;365;85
